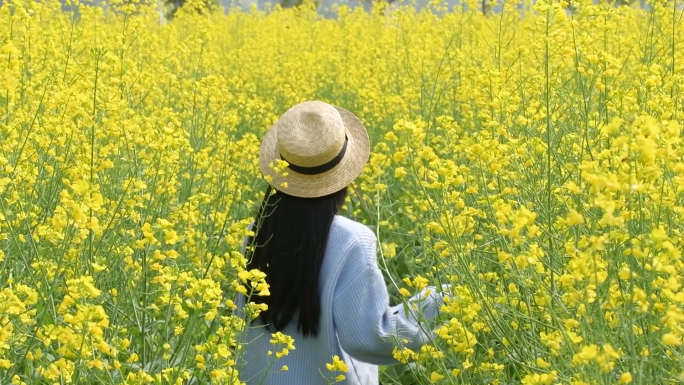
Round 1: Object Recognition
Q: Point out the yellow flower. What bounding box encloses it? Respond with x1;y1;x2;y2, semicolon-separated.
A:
521;372;556;385
662;333;682;346
195;354;206;370
392;347;416;364
412;275;428;291
164;230;179;245
430;372;445;382
326;355;349;373
91;262;107;272
536;357;551;368
618;372;633;384
565;210;584;226
572;344;599;366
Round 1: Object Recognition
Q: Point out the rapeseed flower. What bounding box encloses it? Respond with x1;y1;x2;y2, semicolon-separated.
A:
2;0;684;383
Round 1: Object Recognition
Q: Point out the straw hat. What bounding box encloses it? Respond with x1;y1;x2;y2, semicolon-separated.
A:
259;101;370;198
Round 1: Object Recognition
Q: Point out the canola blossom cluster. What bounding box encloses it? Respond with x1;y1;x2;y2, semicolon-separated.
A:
1;0;684;383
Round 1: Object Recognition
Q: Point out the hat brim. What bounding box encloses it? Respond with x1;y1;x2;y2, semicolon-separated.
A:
259;106;370;198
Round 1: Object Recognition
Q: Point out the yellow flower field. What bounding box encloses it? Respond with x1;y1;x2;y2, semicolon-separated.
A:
1;0;684;383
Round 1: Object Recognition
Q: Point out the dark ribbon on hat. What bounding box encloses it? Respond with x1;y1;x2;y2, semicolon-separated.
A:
280;136;348;175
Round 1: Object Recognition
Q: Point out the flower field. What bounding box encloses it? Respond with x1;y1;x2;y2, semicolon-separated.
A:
1;0;684;383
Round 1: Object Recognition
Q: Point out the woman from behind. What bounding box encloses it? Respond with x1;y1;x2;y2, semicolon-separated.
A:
236;101;447;385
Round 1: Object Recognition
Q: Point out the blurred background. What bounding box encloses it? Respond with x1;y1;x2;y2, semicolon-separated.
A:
161;0;649;18
0;0;651;20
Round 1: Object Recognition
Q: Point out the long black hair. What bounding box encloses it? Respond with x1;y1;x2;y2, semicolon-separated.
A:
244;184;348;337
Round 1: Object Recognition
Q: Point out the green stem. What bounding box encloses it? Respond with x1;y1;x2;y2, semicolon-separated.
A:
544;1;556;307
89;51;101;271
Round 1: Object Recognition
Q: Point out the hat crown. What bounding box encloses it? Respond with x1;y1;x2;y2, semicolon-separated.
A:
276;101;346;168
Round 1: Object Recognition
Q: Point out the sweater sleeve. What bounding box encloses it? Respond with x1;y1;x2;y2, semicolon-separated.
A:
240;221;256;255
332;232;448;365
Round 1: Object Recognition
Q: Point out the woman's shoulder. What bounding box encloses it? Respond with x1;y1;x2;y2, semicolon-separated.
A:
332;215;376;243
329;216;378;272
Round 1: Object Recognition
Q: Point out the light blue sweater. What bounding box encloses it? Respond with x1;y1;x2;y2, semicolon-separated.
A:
235;215;446;385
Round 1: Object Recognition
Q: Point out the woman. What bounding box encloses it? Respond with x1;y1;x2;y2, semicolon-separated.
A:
236;101;447;385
